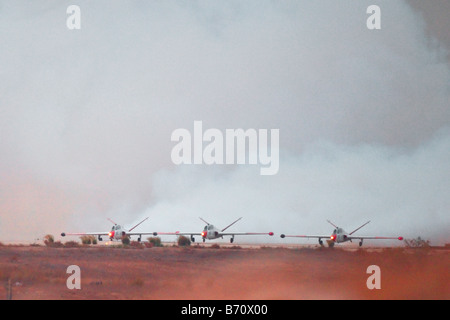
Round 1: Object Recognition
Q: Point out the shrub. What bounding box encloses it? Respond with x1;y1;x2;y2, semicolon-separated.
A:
404;237;430;248
121;236;131;246
130;241;144;249
52;241;64;248
64;241;80;248
146;237;163;248
43;234;54;247
80;235;97;245
177;235;191;247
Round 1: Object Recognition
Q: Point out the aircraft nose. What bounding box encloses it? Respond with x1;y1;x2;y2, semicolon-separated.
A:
201;231;207;238
109;231;115;239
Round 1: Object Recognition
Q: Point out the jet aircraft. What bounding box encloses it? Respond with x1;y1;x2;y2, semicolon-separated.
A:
157;217;274;243
280;220;403;247
61;217;156;242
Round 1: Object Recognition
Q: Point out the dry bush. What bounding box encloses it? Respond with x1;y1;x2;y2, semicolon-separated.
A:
121;236;131;246
146;237;163;248
42;235;64;248
129;241;144;249
404;237;430;248
80;235;97;245
64;241;80;248
43;234;54;246
177;235;191;247
51;241;64;248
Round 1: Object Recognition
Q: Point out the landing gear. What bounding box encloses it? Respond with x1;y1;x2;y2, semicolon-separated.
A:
191;236;195;243
359;239;363;247
98;235;103;242
230;236;234;244
318;238;323;246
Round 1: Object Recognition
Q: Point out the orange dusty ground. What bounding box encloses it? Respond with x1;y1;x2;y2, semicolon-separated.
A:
0;244;448;300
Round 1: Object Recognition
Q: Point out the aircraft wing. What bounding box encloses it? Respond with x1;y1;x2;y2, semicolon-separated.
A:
62;231;161;238
61;232;109;237
220;232;274;237
347;236;403;241
280;234;330;239
126;232;159;236
154;231;203;236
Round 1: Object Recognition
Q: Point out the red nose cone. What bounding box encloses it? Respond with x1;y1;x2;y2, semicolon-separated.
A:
201;231;207;238
269;232;274;236
330;235;336;241
109;231;115;239
398;237;404;241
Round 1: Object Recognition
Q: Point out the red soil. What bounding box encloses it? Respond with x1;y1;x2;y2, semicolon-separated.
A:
0;245;448;300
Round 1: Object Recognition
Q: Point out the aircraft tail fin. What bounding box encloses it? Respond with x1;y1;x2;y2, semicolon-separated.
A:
349;220;371;235
107;218;118;225
221;217;243;232
128;217;149;232
326;220;338;228
199;217;211;226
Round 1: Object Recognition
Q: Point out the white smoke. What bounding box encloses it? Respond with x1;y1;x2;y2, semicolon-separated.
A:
143;128;450;244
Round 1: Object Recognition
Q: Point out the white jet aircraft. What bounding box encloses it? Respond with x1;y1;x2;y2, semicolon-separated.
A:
61;217;157;242
280;220;403;247
157;217;274;243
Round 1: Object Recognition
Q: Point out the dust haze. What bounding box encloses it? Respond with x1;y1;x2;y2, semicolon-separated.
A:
0;1;449;245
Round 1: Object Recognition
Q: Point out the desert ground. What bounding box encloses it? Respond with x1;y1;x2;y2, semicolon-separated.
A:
0;243;448;300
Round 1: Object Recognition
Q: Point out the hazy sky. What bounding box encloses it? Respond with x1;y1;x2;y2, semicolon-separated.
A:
0;1;449;245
